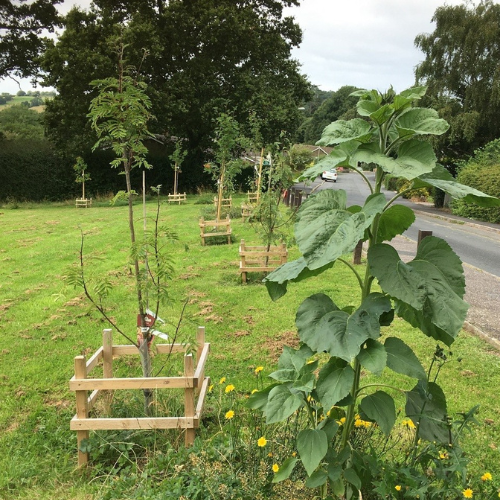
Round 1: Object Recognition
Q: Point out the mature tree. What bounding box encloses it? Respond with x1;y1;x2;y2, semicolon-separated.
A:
0;0;61;82
415;0;500;160
40;0;311;166
296;86;359;144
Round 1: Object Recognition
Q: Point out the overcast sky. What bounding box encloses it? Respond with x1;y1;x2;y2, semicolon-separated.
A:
1;0;465;95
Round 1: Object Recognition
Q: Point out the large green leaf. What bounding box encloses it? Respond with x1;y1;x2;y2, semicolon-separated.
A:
368;244;427;310
296;293;390;361
357;339;387;376
405;381;449;443
347;292;393;341
395;108;449;138
246;383;279;410
391;139;437;180
316;358;354;408
264;257;335;301
377;205;415;242
277;344;314;371
264;385;303;424
369;239;468;343
414;164;500;207
384;337;426;381
317;118;373;146
295;190;386;270
297;428;328;476
353;139;436;180
416;236;465;296
296;293;339;336
359;391;396;436
393;86;427;111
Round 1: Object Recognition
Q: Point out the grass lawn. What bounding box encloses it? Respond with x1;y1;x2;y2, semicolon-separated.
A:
0;195;499;499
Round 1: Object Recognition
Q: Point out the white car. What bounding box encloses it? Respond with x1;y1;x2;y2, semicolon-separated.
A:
321;168;338;182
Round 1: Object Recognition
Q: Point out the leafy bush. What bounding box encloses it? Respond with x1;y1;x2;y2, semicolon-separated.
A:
452;140;500;222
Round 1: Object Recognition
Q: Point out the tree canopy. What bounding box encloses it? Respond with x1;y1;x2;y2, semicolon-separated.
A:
40;0;311;165
296;85;359;144
0;0;61;82
415;0;500;160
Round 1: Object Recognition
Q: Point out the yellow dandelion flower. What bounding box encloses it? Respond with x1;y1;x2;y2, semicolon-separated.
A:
225;384;235;393
363;420;372;429
251;389;258;394
219;377;226;384
255;366;264;374
439;450;449;460
272;463;279;473
481;472;492;482
257;436;267;447
225;410;235;420
208;384;214;393
354;419;364;428
337;417;346;426
462;488;473;498
395;485;402;491
402;418;416;429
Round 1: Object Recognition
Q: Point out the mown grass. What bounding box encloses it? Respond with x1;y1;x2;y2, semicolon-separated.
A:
0;195;499;499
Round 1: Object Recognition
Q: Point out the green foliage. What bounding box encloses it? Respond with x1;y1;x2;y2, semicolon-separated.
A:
415;0;500;159
255;86;499;498
0;139;75;201
296;86;360;144
0;0;61;79
0;104;44;139
452;138;500;222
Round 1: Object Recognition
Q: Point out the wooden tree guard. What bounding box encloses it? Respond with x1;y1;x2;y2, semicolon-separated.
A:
199;215;232;245
239;239;288;283
168;193;187;204
76;198;92;208
70;327;210;467
213;196;232;210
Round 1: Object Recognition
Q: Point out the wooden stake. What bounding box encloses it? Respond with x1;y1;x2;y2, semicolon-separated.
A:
74;355;89;467
184;354;195;446
102;329;113;414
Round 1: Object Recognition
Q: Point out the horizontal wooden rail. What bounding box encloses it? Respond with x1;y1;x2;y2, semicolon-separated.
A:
70;375;197;391
71;416;198;431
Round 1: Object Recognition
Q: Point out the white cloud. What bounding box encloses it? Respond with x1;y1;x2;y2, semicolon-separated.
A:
285;0;465;92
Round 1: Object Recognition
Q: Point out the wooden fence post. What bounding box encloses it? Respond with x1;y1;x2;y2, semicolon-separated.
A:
102;329;113;414
196;327;205;396
75;355;89;466
240;239;247;283
353;240;363;265
184;354;195;446
418;230;433;247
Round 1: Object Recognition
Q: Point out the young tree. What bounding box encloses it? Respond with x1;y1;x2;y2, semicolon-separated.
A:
415;0;500;159
169;139;187;196
73;156;90;200
85;44;166;414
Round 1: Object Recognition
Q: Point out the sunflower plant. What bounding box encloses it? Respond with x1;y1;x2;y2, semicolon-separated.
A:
249;86;500;498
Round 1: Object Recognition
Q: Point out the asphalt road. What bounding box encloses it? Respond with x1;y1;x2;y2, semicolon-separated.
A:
294;171;500;278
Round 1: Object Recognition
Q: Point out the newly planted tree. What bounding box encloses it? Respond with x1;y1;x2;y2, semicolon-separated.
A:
250;86;500;497
208;113;247;221
169;139;187;196
78;45;174;414
73;156;90;200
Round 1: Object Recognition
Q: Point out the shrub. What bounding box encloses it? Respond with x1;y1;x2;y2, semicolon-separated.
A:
452;139;500;222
